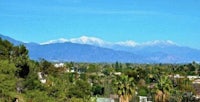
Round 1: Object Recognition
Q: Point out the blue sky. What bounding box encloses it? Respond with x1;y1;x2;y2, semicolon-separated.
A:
0;0;200;49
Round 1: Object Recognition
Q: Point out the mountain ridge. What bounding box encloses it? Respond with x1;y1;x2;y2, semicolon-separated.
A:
1;34;200;63
0;34;24;45
40;36;177;48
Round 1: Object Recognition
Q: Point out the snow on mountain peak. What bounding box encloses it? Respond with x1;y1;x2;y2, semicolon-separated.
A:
40;36;106;46
40;36;177;48
40;38;68;45
142;40;176;46
69;36;105;46
116;40;138;47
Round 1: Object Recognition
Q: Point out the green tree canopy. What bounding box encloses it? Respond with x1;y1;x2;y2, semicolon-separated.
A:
113;75;135;102
0;60;17;101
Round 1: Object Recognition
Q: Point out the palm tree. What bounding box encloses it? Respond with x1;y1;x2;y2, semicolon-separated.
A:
113;75;135;102
153;75;173;102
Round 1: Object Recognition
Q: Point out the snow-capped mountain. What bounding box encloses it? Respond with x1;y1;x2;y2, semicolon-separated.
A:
41;36;176;48
38;36;200;63
1;34;200;63
40;38;68;45
41;36;107;47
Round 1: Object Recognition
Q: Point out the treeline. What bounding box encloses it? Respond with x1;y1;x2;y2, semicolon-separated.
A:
0;38;200;102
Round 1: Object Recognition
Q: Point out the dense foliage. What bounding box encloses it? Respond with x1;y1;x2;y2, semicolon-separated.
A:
1;38;200;102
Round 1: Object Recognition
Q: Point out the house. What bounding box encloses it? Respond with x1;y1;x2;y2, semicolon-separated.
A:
139;96;152;102
97;98;114;102
174;74;184;78
114;72;122;76
54;63;65;68
38;72;47;84
65;68;70;72
193;79;200;84
139;96;147;102
187;76;200;80
13;98;19;102
40;79;47;84
70;67;75;72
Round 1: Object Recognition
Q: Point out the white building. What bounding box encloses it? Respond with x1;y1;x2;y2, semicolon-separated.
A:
54;63;65;68
114;72;122;76
38;72;46;84
187;76;200;80
174;74;184;78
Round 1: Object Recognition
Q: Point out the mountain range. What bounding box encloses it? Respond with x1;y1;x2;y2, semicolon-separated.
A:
1;34;200;63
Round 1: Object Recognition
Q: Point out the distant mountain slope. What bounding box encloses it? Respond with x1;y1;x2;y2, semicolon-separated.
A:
111;43;200;63
1;33;200;63
41;36;200;63
0;34;23;45
26;42;144;63
143;46;200;63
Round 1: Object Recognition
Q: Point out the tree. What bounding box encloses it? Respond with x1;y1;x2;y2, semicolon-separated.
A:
13;45;30;78
23;61;43;91
153;75;173;102
68;80;91;98
92;84;104;96
0;38;14;60
176;78;195;93
87;64;101;73
113;75;135;102
169;90;182;102
0;60;17;101
0;38;30;78
102;67;114;76
25;90;54;102
45;74;70;101
39;59;54;75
